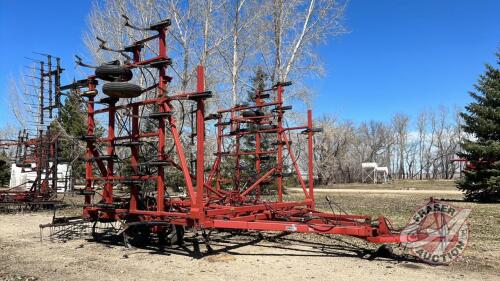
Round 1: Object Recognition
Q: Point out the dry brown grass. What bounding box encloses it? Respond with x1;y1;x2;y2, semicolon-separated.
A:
314;179;459;190
286;180;500;273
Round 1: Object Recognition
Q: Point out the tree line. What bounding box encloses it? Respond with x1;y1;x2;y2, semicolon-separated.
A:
306;107;464;184
83;0;347;108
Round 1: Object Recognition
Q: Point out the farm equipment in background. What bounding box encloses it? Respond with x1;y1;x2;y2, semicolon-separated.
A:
0;55;68;212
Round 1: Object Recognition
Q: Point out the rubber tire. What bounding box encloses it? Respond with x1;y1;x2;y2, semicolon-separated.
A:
258;124;275;130
158;225;184;246
91;221;103;241
254;110;265;116
123;225;151;248
172;225;185;245
242;110;256;117
102;82;142;99
374;244;394;259
95;64;133;82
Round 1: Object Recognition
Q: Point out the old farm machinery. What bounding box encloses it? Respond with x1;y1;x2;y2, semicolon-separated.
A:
0;55;68;211
38;16;453;262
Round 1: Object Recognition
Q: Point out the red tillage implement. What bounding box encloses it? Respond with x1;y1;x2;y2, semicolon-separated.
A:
46;17;443;256
1;133;61;211
1;55;65;211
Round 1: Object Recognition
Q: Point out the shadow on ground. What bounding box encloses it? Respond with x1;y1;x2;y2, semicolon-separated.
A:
67;228;425;266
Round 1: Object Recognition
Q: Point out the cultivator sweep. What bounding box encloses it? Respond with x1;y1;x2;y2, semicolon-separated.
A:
0;55;66;211
39;16;453;262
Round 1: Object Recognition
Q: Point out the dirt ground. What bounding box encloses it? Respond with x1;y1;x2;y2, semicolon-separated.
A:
1;182;499;281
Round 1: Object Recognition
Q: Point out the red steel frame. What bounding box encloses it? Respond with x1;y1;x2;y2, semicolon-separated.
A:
0;134;59;204
77;18;437;246
0;121;58;202
1;54;64;206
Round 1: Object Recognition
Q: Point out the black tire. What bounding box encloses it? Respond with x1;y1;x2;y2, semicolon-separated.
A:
123;224;151;248
95;64;133;82
258;124;276;131
91;220;103;241
102;82;142;99
172;225;185;245
254;110;265;116
158;225;184;246
242;110;256;117
373;244;394;259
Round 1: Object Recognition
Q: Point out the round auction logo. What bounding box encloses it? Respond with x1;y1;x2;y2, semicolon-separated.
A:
400;199;471;265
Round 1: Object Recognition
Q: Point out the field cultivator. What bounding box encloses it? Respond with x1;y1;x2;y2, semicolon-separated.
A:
40;16;451;263
0;55;67;212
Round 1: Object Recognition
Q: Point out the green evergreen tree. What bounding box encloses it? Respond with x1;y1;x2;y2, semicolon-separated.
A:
0;150;10;187
239;67;276;194
457;52;500;202
242;67;269;151
55;90;88;179
59;91;87;138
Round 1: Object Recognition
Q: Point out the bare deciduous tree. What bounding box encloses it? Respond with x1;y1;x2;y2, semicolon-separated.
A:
416;111;427;179
309;107;463;185
84;0;347;106
392;113;409;179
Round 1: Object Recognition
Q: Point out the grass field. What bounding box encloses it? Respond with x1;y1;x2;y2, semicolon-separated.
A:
287;180;500;273
314;179;460;190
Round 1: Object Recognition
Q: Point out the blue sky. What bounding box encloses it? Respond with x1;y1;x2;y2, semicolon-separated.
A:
0;0;91;128
0;0;499;127
314;0;499;123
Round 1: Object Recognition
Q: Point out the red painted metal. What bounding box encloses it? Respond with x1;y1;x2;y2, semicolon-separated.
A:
307;109;315;209
195;65;206;221
1;56;65;208
276;85;284;202
69;17;441;251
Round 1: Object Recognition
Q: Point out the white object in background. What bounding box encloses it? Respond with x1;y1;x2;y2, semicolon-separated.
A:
9;163;70;192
